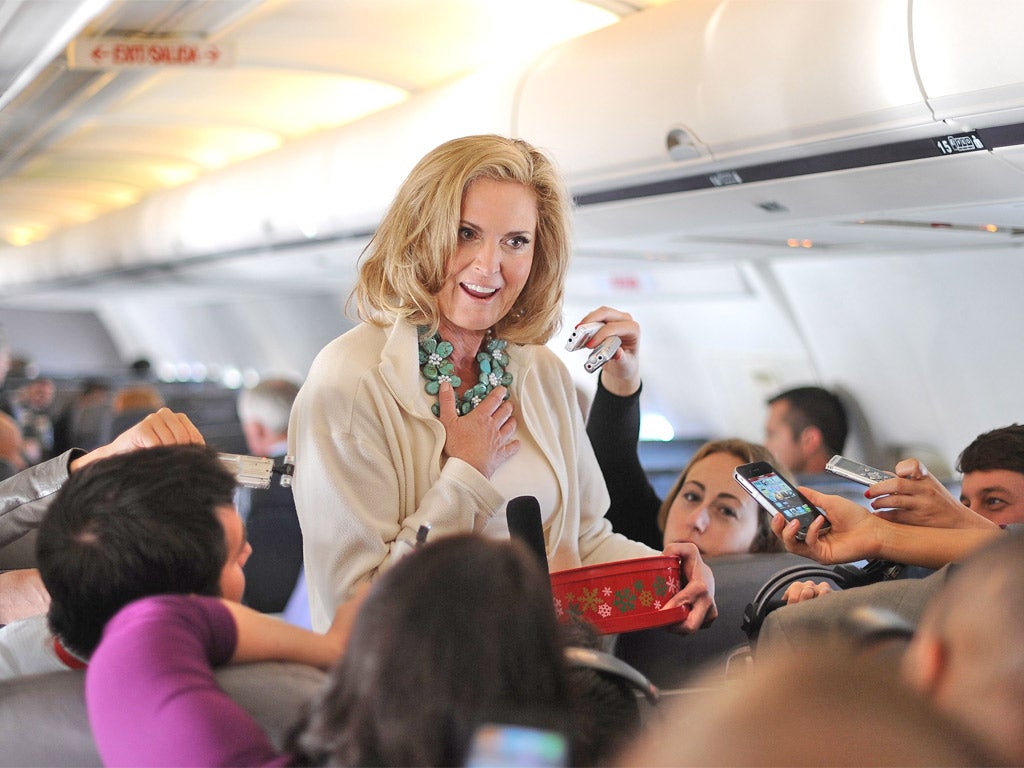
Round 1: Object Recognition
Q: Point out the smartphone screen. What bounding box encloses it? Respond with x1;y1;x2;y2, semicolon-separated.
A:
464;724;569;768
733;461;829;540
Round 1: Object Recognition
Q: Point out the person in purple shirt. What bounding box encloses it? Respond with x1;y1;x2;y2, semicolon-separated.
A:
87;534;578;767
86;593;356;767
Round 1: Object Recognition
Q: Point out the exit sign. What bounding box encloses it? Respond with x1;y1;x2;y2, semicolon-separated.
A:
68;37;235;69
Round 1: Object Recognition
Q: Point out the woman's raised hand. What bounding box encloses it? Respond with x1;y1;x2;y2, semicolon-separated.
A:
573;306;641;396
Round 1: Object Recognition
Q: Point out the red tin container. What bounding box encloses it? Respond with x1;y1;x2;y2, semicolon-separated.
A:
550;555;689;635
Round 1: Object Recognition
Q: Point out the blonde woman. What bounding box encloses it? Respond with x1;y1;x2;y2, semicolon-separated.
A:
289;136;715;634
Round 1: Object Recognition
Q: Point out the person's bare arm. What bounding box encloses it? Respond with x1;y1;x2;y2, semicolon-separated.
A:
0;568;49;624
771;487;1003;569
865;458;994;530
222;583;370;669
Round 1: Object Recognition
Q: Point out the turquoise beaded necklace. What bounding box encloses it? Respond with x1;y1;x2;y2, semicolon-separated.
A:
418;326;512;416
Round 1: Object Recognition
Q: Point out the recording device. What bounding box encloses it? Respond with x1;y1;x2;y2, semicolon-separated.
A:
416;523;432;547
217;452;294;489
565;322;603;352
507;495;548;574
565;321;622;374
583;336;622;374
733;461;830;541
825;454;896;486
394;522;433;563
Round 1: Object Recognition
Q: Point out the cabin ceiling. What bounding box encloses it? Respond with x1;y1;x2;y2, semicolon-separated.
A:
1;0;1023;313
0;0;659;251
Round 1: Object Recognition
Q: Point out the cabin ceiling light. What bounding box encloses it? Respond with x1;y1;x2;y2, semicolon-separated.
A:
857;219;1022;236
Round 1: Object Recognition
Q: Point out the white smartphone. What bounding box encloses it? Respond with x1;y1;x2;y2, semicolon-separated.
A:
825;455;896;486
733;461;829;541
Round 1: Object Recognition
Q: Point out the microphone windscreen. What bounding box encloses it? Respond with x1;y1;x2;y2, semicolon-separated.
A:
506;495;548;574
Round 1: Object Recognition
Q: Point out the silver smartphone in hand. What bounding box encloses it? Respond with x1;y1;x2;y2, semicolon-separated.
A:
825;455;896;486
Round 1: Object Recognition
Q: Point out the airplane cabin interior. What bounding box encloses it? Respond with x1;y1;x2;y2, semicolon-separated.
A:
1;1;1022;764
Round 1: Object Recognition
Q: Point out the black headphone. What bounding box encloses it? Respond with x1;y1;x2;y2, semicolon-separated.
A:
564;646;659;704
741;559;908;643
741;564;847;643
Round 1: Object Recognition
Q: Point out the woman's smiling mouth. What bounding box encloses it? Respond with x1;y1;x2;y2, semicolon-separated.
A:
461;282;499;298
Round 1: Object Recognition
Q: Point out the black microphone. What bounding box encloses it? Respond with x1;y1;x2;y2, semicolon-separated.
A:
506;495;548;574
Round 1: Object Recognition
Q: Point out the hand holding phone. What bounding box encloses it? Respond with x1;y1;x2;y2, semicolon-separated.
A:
825;455;896;486
733;461;830;541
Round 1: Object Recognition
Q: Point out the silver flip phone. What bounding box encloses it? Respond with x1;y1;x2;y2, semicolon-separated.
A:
825;455;896;486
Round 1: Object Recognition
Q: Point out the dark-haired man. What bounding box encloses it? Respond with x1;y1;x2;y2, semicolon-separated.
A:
235;378;303;613
756;423;1022;667
0;408;204;625
0;445;251;678
764;386;848;476
956;423;1024;525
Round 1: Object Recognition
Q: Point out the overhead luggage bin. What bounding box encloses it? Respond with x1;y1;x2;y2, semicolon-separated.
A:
517;0;1024;196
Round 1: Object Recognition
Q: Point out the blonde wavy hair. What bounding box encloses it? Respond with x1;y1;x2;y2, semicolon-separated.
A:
351;135;572;345
657;438;789;554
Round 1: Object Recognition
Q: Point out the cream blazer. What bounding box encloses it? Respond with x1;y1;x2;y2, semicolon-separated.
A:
289;320;657;631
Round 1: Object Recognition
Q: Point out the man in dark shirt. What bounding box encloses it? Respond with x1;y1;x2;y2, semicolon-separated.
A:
235;378;303;614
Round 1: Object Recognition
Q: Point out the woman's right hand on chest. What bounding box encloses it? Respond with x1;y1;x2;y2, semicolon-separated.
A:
438;381;520;478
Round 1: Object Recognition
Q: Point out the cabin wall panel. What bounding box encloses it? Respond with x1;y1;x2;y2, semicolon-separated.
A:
0;308;121;376
94;291;351;381
558;259;815;441
772;249;1024;473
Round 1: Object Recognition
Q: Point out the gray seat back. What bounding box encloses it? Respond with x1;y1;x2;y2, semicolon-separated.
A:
613;551;816;689
0;661;325;767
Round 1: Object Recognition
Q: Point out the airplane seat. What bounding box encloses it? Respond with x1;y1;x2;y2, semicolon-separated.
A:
68;402;113;452
638;438;708;499
613;551;815;691
0;530;37;570
162;389;249;454
0;661;325;766
100;407;157;446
